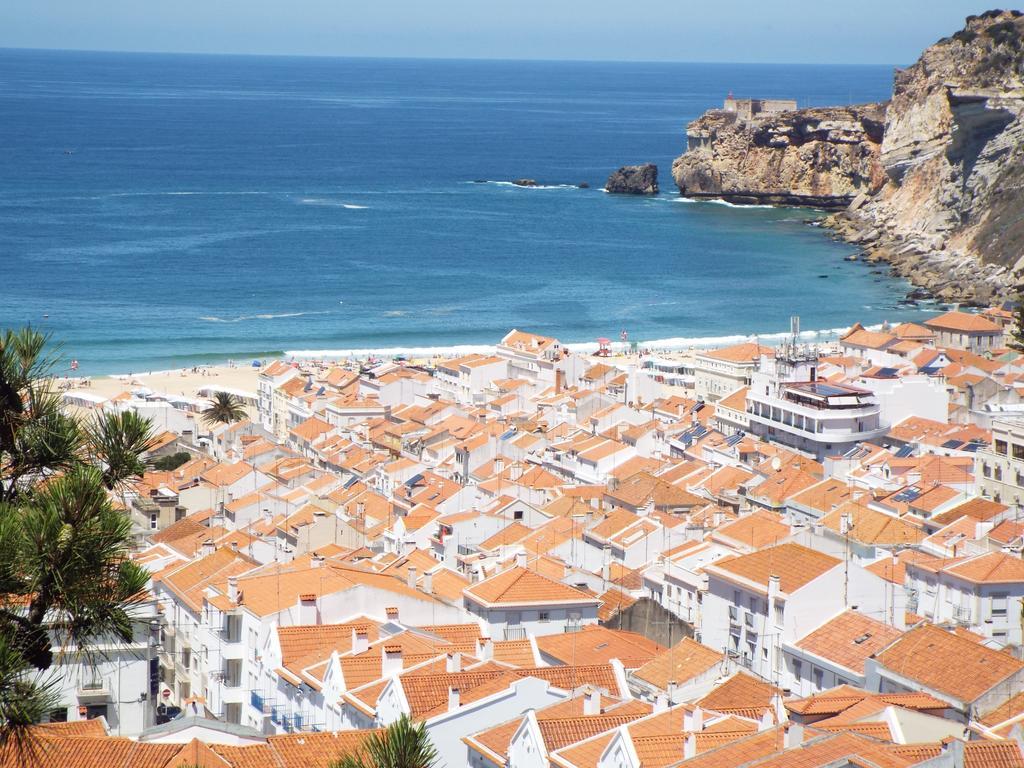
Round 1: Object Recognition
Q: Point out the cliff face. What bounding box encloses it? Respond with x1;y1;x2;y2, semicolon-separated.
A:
829;9;1024;303
672;105;888;208
672;10;1024;302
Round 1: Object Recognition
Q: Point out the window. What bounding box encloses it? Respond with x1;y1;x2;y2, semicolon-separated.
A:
983;463;992;478
150;512;159;530
813;667;824;690
762;645;769;660
748;596;759;613
774;604;784;625
733;590;741;606
539;611;550;622
992;593;1009;618
996;440;1008;455
793;659;803;679
48;708;68;723
1014;444;1024;461
513;510;524;521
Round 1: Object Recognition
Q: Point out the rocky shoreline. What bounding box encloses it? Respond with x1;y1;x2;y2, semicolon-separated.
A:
671;10;1024;304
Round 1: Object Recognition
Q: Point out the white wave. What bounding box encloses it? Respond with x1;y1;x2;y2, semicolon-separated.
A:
470;181;578;190
281;323;881;361
108;190;268;198
284;343;497;359
297;197;367;208
199;311;329;323
676;197;778;209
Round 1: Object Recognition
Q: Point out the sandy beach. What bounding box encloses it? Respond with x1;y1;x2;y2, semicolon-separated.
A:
83;365;263;402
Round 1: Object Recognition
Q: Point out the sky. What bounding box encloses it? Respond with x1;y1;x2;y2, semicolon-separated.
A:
0;1;1008;64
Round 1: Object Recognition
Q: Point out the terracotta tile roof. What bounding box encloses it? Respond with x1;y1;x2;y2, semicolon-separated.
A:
536;625;665;668
748;731;912;768
874;624;1024;702
696;672;781;720
606;472;703;509
467;696;651;763
492;639;537;666
933;497;1009;527
632;637;723;690
464;566;599;607
702;343;772;364
671;726;786;768
943;552;1024;584
794;611;903;675
787;477;856;515
891;740;1024;768
820;502;924;547
477;521;533;551
717;386;749;413
924;310;1003;334
865;549;940;584
597;587;637;622
707;543;840;595
786;685;948;718
712;510;790;550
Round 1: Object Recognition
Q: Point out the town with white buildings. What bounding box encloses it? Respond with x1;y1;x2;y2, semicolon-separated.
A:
36;305;1024;767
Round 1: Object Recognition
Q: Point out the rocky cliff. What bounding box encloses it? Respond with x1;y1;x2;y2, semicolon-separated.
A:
672;10;1024;303
672;105;887;208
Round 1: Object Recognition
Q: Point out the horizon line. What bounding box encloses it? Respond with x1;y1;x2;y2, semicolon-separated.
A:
0;44;904;69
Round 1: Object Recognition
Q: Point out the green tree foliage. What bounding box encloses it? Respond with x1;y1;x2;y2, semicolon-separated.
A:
0;327;156;748
330;715;438;768
152;451;192;471
201;391;248;427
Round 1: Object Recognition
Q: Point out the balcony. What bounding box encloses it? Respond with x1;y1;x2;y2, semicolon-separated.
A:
77;677;110;701
503;625;527;641
251;691;266;713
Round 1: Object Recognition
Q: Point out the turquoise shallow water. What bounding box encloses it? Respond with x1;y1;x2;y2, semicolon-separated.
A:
0;50;925;374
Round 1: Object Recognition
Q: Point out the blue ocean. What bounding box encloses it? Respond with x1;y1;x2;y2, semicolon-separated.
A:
0;49;921;375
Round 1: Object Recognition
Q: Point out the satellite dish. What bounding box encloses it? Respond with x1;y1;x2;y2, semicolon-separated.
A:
771;456;782;472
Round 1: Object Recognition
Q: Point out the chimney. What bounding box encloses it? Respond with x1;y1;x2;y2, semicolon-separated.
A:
684;732;696;759
422;570;433;595
352;627;369;654
448;686;461;712
684;704;702;732
767;574;780;601
510;463;524;482
555;369;565;395
476;636;493;660
382;644;403;677
311;554;325;568
298;594;320;625
514;551;527;569
385;606;399;622
667;680;678;703
227;576;239;603
784;723;804;749
654;692;668;713
840;512;852;535
601;545;611;583
446;652;462;673
406;565;418;589
583;686;601;716
229;540;238;552
201;539;216;557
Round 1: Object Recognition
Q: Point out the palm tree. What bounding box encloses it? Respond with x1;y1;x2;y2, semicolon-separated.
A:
330;715;438;768
201;391;247;426
0;327;154;750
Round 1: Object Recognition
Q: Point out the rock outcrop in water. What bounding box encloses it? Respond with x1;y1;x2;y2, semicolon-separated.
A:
672;10;1024;302
672;105;887;208
605;164;658;194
